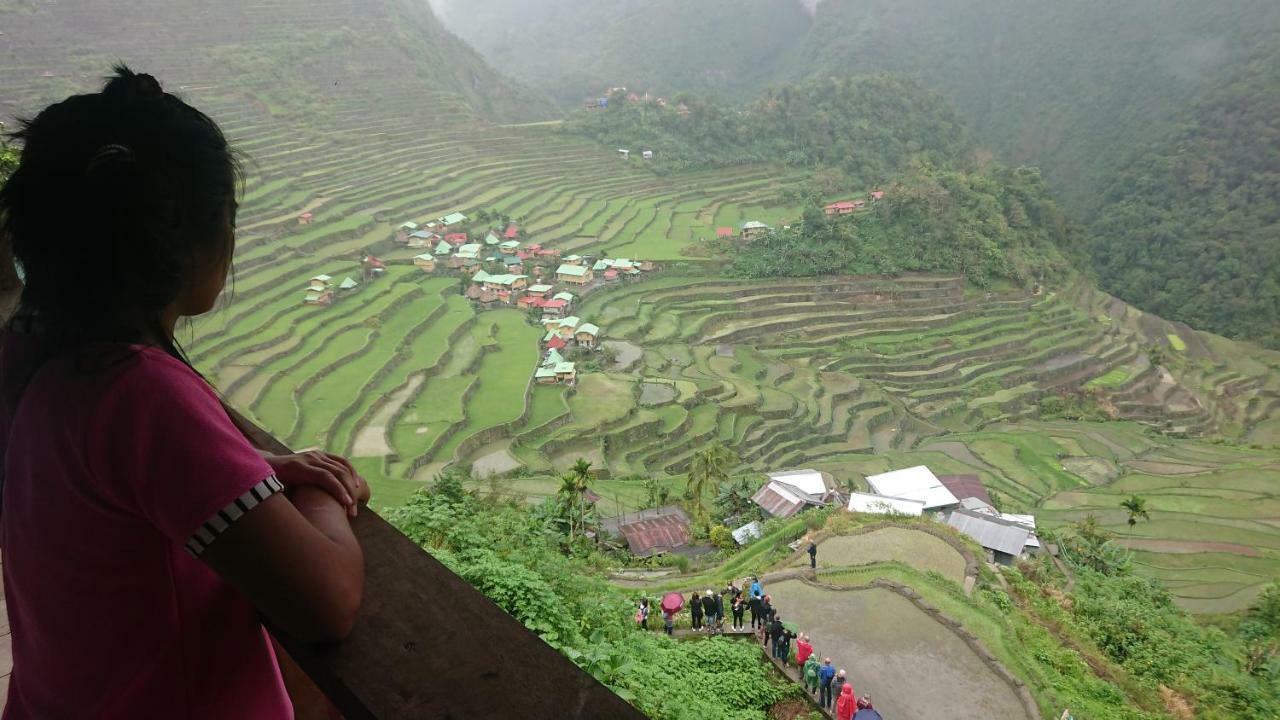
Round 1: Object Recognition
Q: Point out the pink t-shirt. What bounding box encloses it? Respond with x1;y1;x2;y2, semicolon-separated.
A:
0;336;293;719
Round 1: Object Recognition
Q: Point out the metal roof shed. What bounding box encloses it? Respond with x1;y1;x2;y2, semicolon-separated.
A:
947;509;1031;559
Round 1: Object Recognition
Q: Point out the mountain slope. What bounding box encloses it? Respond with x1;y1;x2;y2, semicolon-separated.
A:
1089;42;1280;348
432;0;812;106
0;0;556;125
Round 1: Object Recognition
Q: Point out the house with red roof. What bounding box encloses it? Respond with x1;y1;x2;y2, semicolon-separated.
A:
870;190;886;201
298;212;313;225
545;335;567;351
824;201;857;216
445;232;469;245
715;227;735;239
503;223;519;239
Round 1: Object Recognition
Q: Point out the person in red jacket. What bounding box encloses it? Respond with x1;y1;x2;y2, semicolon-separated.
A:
795;633;814;665
836;682;857;720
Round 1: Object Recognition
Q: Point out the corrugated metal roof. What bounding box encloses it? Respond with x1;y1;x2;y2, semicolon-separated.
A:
751;482;805;518
607;509;690;557
947;509;1031;556
937;474;991;505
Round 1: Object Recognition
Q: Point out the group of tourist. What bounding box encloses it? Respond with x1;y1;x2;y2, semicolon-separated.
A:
637;575;882;719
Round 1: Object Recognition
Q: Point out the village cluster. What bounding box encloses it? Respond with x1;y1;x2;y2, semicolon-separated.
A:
302;209;663;387
606;465;1039;566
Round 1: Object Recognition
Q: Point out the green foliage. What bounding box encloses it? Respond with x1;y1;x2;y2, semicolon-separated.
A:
385;486;791;718
1038;391;1111;422
1090;43;1280;348
713;476;760;522
0;139;17;184
709;524;737;551
731;165;1071;287
1240;582;1280;680
1070;569;1280;718
1119;495;1151;533
686;443;736;521
567;75;970;184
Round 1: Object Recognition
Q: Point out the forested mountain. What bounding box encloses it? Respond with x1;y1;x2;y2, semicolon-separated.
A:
1090;42;1280;348
431;0;811;107
438;0;1279;208
441;0;1280;347
570;77;1073;287
567;75;971;180
0;0;556;124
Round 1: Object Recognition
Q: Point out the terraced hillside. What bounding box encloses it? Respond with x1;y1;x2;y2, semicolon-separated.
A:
5;0;1279;615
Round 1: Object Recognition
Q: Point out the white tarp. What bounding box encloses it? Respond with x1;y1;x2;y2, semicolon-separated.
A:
732;521;763;545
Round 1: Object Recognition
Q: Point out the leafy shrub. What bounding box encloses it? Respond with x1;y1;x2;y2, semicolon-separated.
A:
709;524;737;550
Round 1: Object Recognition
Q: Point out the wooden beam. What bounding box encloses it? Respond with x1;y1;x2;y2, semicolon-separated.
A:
225;407;644;719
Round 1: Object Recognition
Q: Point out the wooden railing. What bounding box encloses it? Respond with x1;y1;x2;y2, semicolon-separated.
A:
229;409;646;720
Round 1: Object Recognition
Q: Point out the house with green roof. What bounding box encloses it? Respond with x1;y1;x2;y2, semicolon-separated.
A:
575;323;600;349
555;263;593;285
553;291;575;305
534;366;559;384
440;212;468;226
308;274;333;291
554;361;577;384
471;270;492;284
304;288;334;306
527;283;554;297
338;276;360;292
485;231;501;246
434;239;453;256
556;316;581;339
562;254;584;265
413;254;436;273
542;348;565;368
499;240;521;254
482;273;528;291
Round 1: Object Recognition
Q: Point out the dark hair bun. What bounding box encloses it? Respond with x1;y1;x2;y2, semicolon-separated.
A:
102;64;165;101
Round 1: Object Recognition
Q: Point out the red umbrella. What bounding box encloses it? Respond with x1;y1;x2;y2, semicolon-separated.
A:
660;592;684;614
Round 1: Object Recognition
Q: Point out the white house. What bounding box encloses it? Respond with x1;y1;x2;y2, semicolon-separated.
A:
845;492;925;517
751;469;840;518
865;466;959;512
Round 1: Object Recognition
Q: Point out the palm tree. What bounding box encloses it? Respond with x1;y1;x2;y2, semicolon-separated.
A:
687;444;736;520
555;474;578;543
558;458;594;543
1120;495;1150;535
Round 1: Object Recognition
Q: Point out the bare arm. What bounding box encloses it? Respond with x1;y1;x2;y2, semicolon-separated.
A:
201;486;365;643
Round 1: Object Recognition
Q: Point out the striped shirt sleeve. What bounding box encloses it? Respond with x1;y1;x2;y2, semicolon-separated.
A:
185;475;284;558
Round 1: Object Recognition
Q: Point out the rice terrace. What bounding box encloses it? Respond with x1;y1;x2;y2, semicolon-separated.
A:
3;0;1280;717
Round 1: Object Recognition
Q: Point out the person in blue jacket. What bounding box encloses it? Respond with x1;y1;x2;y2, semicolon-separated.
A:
750;577;763;599
818;657;836;708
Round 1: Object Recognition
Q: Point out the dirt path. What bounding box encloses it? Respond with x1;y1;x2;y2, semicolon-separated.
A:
766;579;1032;719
